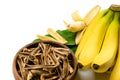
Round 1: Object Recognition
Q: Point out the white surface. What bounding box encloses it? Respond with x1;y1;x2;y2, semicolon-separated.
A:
0;0;120;80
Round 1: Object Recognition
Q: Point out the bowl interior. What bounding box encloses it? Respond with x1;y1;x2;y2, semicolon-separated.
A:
13;40;78;80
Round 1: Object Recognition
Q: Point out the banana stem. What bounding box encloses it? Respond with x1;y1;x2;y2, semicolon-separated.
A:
109;4;120;12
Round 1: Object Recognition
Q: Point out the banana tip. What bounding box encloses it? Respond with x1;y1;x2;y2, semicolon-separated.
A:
78;63;83;68
92;64;100;70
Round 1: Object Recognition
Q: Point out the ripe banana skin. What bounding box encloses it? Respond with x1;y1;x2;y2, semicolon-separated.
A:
77;10;114;69
91;12;119;73
110;13;120;80
71;10;83;21
75;9;109;60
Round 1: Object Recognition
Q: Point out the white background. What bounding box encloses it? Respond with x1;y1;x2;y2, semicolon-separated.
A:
0;0;120;80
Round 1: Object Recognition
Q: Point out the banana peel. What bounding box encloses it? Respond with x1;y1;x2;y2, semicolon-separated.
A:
75;27;86;44
37;34;57;41
71;10;83;21
84;5;101;25
47;28;67;44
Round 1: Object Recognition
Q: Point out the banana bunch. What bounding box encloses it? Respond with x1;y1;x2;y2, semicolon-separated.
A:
75;4;120;77
76;9;114;69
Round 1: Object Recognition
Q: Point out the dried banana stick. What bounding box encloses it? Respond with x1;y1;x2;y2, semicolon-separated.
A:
27;71;33;80
17;58;28;80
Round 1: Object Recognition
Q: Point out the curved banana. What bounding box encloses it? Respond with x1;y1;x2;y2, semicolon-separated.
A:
75;9;109;60
91;12;119;73
110;14;120;80
77;10;114;69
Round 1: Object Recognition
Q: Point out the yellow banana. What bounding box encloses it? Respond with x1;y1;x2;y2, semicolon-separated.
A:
110;14;120;80
91;12;119;73
75;9;109;60
77;10;114;69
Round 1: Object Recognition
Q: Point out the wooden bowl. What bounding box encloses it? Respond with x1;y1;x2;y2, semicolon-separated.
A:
12;40;78;80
